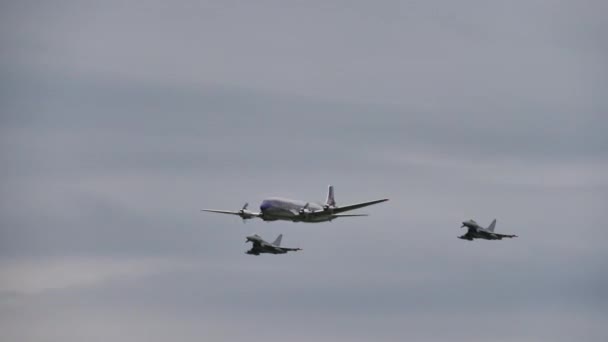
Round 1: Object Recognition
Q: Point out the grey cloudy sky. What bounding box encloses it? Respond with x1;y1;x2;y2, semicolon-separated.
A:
1;1;607;341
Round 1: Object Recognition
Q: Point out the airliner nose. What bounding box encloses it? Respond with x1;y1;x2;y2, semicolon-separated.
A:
260;200;272;211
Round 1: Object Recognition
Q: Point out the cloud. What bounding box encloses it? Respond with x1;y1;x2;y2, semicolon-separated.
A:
0;257;191;295
376;149;608;188
2;305;606;342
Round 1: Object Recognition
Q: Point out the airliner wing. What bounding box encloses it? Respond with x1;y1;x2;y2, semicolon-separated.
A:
201;209;244;215
331;199;389;214
201;209;261;217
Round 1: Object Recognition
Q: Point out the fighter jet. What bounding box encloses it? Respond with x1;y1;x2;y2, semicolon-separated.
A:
245;234;301;255
202;185;388;223
459;219;518;241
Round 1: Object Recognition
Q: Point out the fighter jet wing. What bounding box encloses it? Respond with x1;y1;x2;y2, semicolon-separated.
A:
458;230;475;240
277;247;302;252
328;199;389;214
495;233;518;239
248;240;264;249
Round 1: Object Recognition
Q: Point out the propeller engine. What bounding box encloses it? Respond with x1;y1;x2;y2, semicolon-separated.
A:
238;203;256;223
322;204;335;213
299;203;314;218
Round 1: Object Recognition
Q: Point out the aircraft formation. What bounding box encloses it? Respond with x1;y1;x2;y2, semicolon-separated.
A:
202;185;518;255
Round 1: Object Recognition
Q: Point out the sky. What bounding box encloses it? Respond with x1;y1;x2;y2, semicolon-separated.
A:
1;1;607;341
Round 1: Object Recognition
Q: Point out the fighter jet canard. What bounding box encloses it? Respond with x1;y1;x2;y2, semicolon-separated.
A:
245;234;301;255
459;219;518;241
201;185;389;223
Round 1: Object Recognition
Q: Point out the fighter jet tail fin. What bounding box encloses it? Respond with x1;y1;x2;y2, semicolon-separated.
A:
272;234;283;247
326;185;336;207
488;219;497;232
